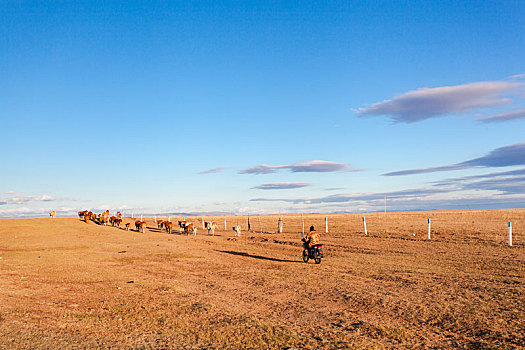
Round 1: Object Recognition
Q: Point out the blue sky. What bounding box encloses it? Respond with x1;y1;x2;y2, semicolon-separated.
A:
1;1;524;217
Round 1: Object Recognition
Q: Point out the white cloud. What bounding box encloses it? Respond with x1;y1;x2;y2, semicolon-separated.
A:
510;73;525;80
253;182;312;190
477;108;525;123
0;192;58;205
0;206;79;218
239;160;356;174
199;167;224;174
384;142;525;176
355;80;523;123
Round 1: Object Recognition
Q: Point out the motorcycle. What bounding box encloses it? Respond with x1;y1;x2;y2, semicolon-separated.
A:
301;238;324;264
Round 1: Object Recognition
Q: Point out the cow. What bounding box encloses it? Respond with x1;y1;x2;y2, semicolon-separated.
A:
205;221;216;235
184;223;197;236
100;216;109;226
115;218;122;227
178;220;187;233
157;220;164;229
165;221;173;234
117;211;122;219
84;212;92;223
233;225;241;237
78;210;88;218
49;211;55;218
135;220;146;233
110;216;117;226
125;223;131;231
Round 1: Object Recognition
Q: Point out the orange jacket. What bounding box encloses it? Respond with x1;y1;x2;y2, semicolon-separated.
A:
306;230;320;247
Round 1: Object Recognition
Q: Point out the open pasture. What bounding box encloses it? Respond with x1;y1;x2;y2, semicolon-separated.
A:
1;209;524;349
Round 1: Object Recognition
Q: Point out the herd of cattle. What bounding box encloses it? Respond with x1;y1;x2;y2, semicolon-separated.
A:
75;210;219;236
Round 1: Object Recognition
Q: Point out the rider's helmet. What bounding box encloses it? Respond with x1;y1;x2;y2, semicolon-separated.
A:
310;226;315;232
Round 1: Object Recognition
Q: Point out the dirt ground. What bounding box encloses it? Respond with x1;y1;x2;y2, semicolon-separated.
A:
1;209;524;349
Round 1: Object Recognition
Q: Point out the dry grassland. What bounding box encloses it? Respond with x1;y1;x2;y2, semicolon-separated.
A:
0;209;524;349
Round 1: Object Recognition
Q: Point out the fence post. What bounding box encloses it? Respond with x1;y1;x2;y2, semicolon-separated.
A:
168;216;171;222
325;217;328;233
224;218;227;230
278;216;283;233
140;214;143;221
202;218;205;229
363;216;367;235
428;218;431;240
302;214;305;235
154;215;157;223
509;222;512;247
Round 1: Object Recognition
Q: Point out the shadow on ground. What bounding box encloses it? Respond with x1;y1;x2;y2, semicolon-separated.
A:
217;250;299;263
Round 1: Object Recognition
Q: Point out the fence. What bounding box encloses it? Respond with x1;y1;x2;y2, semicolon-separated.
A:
128;209;524;245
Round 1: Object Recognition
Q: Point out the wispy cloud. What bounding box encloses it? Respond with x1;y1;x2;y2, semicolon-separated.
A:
0;206;79;218
431;168;525;195
433;168;525;186
252;182;311;190
0;192;57;205
510;73;525;80
461;176;525;195
239;160;355;174
0;191;82;206
477;108;525;123
250;172;525;211
251;188;450;204
198;167;224;174
384;142;525;176
355;80;522;123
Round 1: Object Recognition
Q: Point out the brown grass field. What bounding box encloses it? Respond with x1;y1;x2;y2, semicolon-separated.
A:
1;209;524;349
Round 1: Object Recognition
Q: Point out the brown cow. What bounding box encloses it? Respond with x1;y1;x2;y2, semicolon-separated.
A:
84;212;92;223
135;220;146;233
165;221;173;234
184;223;196;236
78;210;88;218
110;216;117;226
125;223;131;231
115;218;122;227
100;216;109;226
117;211;122;219
178;220;187;233
49;211;55;218
157;220;164;229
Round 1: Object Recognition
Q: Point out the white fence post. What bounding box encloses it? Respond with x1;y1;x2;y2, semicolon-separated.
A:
168;216;171;222
224;218;227;230
154;215;157;223
140;214;143;221
363;216;367;236
509;222;512;247
428;218;431;240
301;214;305;235
325;217;328;233
202;218;205;229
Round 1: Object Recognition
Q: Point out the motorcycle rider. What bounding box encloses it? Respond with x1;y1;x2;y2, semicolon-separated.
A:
304;225;321;250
